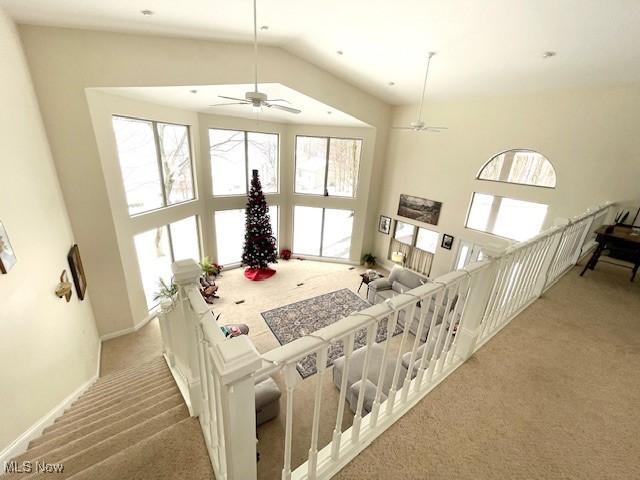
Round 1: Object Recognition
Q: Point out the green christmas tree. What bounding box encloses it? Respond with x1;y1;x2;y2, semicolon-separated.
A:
242;170;278;271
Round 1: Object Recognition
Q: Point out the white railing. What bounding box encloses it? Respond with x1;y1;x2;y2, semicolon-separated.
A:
160;203;612;480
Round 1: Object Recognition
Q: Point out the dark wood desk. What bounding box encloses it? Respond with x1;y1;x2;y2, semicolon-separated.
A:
580;225;640;281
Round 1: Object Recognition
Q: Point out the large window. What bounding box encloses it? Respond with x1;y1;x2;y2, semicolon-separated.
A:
112;116;195;216
293;206;354;259
393;221;439;254
134;216;200;310
466;193;548;241
478;149;556;188
295;136;362;197
209;129;278;196
214;206;278;265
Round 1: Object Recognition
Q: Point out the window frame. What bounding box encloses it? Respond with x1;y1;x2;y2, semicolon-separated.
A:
113;115;197;217
464;191;549;241
208;127;280;197
291;205;355;259
392;220;439;254
293;134;363;198
476;148;557;189
134;215;202;310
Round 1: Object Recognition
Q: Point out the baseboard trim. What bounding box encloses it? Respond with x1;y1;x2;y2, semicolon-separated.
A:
100;311;157;341
0;338;101;466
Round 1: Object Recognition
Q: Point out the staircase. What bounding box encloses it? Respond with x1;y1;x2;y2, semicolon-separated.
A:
5;358;215;479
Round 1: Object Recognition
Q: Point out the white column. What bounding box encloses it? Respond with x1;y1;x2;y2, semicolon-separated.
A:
172;259;206;416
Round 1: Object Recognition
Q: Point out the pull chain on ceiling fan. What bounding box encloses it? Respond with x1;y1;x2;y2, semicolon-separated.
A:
210;0;301;114
393;52;447;132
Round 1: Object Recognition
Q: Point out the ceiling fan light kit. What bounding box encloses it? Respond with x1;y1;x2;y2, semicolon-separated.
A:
393;51;448;133
211;0;301;115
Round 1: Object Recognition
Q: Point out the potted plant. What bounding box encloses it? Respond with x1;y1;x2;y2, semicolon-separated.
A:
153;277;178;309
199;256;223;281
362;253;376;268
280;248;292;261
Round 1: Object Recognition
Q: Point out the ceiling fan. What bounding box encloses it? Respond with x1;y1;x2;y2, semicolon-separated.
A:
393;52;447;132
210;0;301;115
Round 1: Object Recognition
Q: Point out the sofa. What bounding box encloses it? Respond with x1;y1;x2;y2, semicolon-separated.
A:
255;376;281;426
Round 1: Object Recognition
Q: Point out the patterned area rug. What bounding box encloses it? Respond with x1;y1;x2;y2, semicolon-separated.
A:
261;289;402;378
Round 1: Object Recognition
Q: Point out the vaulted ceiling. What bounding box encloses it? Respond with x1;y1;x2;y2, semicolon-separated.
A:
3;0;640;105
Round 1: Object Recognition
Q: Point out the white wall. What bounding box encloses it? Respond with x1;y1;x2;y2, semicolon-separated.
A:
0;9;99;453
18;25;391;337
87;90;376;327
374;86;640;277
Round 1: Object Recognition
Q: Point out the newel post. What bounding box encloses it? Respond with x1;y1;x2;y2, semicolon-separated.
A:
203;319;262;480
455;243;506;360
172;259;205;416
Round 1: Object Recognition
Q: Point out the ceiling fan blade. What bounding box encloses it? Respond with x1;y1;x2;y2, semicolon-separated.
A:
266;98;291;104
218;95;248;102
209;102;249;107
422;126;448;132
266;103;301;114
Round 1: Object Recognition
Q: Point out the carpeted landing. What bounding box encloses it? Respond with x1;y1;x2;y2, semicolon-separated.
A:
5;358;215;480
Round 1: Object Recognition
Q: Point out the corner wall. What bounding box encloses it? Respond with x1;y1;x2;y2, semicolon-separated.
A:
0;9;99;453
374;86;640;276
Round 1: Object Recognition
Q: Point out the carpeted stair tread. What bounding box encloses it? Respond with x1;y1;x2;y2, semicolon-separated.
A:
66;418;215;480
18;394;186;463
28;404;189;479
66;371;172;412
30;391;183;449
77;366;171;402
91;360;167;391
42;383;179;437
50;379;177;429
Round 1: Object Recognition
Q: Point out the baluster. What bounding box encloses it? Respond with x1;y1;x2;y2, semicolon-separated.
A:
308;346;329;479
370;311;399;428
480;256;509;340
432;285;457;377
385;301;417;416
523;236;552;302
424;290;451;384
445;275;473;366
331;333;355;461
401;296;429;402
509;244;536;315
414;292;441;390
281;363;300;480
351;323;377;445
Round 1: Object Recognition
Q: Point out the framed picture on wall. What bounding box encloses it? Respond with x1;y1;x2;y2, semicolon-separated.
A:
398;194;442;225
441;234;454;250
378;215;391;234
0;221;17;274
67;244;87;300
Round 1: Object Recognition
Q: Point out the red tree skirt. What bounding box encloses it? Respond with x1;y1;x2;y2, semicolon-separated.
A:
244;267;277;281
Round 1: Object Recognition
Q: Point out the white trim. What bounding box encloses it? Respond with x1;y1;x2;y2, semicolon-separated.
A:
0;338;102;466
99;310;158;341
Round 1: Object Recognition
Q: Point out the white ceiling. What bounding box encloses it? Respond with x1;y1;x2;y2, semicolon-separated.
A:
95;84;369;127
3;0;640;104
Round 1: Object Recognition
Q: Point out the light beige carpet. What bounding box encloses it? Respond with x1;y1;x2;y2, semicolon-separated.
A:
335;263;640;480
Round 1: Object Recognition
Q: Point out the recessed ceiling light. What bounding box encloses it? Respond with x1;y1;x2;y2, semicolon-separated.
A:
336;50;344;56
189;89;198;94
260;25;269;31
542;51;557;59
140;9;154;16
388;81;395;86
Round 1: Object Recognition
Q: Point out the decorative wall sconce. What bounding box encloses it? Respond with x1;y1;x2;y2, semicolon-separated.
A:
55;270;73;302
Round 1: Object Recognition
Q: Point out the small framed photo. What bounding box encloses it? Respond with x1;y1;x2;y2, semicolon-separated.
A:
67;244;87;300
441;234;454;250
0;221;17;274
378;215;391;234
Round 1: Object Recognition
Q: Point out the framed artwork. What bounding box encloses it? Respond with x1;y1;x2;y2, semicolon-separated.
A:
378;215;391;234
398;194;442;226
0;221;17;274
441;234;454;250
67;244;87;300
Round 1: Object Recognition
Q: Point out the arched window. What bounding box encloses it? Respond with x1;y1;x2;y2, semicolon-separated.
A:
478;149;556;188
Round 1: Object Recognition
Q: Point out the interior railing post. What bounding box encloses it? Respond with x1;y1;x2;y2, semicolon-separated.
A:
172;259;206;416
157;301;175;368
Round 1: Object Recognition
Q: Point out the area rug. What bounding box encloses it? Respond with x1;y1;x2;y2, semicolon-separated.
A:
261;289;402;378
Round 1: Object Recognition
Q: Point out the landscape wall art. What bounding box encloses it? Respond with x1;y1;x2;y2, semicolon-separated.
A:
397;194;442;225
